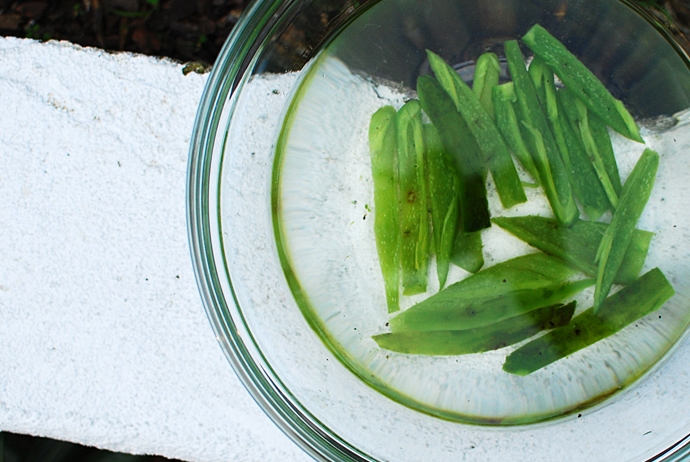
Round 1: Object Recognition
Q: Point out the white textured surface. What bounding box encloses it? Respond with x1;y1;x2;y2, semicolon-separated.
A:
0;37;310;462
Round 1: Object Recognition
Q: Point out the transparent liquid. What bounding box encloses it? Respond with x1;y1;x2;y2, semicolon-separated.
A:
271;0;690;424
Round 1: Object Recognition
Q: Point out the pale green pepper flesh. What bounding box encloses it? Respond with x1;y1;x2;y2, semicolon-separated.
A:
374;301;575;355
368;106;401;312
396;100;430;295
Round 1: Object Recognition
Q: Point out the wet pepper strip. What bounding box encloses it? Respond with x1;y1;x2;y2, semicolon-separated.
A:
450;229;484;274
427;50;527;209
503;268;674;376
559;89;621;209
594;148;659;312
472;52;501;120
492;82;540;183
396;100;430;296
522;24;643;143
493;216;653;285
373;301;575;355
424;123;459;289
368;106;401;312
534;62;609;219
388;278;592;332
387;253;585;332
504;39;578;226
417;75;491;232
555;89;610;220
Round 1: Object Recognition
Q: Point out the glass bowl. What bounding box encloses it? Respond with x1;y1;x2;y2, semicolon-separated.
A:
187;0;690;459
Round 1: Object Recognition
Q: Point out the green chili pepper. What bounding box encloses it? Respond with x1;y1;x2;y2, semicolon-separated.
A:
396;100;430;295
559;89;620;209
368;106;401;312
389;278;592;332
522;24;644;143
388;253;585;332
492;83;540;183
373;301;575;355
493;216;653;285
527;55;548;109
427;50;527;209
556;89;610;220
504;40;578;226
590;110;623;194
503;268;674;375
424;123;459;289
594;149;659;312
472;52;501;120
417;75;491;232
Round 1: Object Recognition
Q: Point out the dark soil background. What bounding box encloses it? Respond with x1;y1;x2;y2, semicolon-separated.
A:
0;0;252;66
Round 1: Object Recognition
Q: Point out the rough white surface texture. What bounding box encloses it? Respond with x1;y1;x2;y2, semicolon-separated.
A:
0;37;310;462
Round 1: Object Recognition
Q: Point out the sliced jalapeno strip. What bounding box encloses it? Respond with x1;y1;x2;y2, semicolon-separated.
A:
396;100;430;295
368;106;401;312
522;24;643;143
417;75;491;232
594;148;659;312
374;301;575;355
428;50;527;209
504;268;674;375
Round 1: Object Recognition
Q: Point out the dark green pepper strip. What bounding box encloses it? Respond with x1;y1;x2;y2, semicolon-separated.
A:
427;50;527;209
556;90;610;220
538;64;610;219
531;60;564;159
424;123;459;289
450;229;484;274
396;100;430;295
536;62;602;220
503;268;674;376
389;253;576;316
590;111;623;195
389;278;592;332
504;40;578;226
527;55;548;109
492;83;540;183
522;24;644;143
560;89;620;209
373;301;575;355
493;216;653;285
368;106;401;312
594;149;659;312
387;253;579;331
417;75;491;232
472;52;501;120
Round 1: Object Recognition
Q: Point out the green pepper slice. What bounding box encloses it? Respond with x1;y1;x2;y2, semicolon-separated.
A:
424;123;459;289
368;106;401;312
594;149;659;312
492;83;540;183
427;50;527;209
493;216;653;285
417;75;491;232
522;24;644;143
396;100;430;295
504;40;578;225
374;301;575;355
472;52;501;120
504;268;674;375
